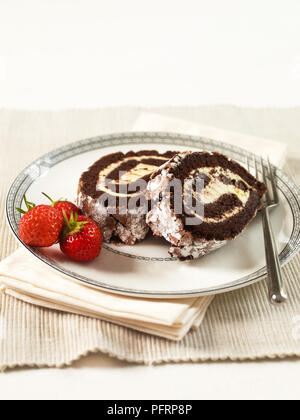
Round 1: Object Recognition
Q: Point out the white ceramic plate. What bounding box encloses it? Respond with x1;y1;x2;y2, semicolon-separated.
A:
6;132;300;298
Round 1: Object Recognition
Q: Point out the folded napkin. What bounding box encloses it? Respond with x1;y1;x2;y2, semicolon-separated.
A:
0;112;287;343
0;249;213;341
132;112;288;167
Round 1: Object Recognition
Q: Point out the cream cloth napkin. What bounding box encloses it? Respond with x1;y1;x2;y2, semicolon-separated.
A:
0;111;288;342
0;249;213;341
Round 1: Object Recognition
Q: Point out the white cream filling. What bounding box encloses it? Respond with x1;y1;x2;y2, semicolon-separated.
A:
185;167;251;223
147;165;253;226
189;166;251;205
96;155;169;197
146;155;256;258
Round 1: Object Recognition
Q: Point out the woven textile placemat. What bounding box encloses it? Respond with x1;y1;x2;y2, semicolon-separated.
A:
0;106;300;370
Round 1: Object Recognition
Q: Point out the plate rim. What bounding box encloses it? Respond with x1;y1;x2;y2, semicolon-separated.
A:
5;131;300;298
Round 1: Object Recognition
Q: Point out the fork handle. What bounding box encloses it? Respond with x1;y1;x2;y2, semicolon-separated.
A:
261;207;287;305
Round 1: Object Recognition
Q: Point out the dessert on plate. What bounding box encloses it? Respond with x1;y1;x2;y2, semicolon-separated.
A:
77;150;176;245
78;149;266;260
147;151;266;260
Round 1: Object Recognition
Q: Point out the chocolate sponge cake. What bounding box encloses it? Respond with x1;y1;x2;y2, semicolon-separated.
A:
77;150;176;245
147;151;266;260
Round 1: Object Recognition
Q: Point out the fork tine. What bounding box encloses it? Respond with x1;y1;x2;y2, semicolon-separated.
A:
254;156;259;180
268;157;279;204
261;157;267;184
246;156;250;173
261;157;271;204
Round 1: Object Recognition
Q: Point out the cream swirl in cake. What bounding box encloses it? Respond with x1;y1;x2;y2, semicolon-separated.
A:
77;150;176;245
147;151;267;260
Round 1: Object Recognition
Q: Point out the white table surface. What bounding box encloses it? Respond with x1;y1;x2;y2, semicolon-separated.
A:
1;0;300;400
1;0;300;109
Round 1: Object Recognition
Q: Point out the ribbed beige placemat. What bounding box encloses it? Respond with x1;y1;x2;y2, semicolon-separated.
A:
1;107;300;370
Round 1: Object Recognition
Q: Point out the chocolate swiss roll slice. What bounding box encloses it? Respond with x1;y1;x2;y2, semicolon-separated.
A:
147;151;267;260
77;150;176;245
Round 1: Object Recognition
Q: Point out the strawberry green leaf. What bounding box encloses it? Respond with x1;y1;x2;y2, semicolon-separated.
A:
17;195;36;214
16;208;27;215
62;211;88;240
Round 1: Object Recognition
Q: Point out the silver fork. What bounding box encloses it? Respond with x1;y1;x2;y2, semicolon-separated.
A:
247;156;288;305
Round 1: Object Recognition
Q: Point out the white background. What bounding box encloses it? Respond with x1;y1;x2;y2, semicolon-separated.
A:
0;0;300;401
0;0;300;109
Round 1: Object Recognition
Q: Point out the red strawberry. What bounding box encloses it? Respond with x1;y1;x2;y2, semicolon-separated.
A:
42;192;81;219
17;196;64;247
60;213;102;262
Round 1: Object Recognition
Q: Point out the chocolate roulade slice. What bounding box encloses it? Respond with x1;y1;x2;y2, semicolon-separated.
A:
77;150;176;245
147;151;267;260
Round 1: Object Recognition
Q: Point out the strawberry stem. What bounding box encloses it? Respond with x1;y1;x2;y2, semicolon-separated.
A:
62;211;88;239
42;192;64;207
24;195;36;211
16;195;36;214
42;192;54;204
